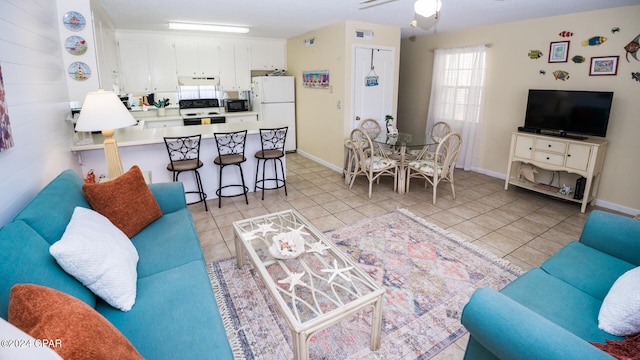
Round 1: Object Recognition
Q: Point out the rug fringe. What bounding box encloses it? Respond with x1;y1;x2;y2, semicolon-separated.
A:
396;208;525;276
207;263;247;360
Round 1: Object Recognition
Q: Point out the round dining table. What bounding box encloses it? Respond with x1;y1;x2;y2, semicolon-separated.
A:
372;131;436;194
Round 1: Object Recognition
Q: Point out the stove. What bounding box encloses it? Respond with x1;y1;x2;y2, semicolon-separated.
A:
178;99;226;126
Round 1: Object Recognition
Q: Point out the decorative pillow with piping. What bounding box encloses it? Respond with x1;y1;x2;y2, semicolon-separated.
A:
82;165;162;238
50;206;138;311
598;266;640;336
8;284;143;360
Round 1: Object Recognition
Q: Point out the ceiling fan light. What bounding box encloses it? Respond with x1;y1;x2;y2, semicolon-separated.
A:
414;0;441;18
168;22;250;33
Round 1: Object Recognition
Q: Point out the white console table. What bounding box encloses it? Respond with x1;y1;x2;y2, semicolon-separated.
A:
504;131;608;213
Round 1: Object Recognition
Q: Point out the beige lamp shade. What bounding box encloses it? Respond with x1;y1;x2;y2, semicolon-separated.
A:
75;90;136;132
75;89;136;180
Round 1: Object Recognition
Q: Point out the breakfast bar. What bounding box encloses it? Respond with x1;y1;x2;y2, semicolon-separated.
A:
71;120;288;203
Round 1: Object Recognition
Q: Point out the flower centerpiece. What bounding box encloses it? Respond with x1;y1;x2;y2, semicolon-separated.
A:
385;115;398;135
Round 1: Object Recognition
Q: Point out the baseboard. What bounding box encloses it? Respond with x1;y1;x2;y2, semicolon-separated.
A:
295;150;343;173
470;167;639;216
593;199;639;216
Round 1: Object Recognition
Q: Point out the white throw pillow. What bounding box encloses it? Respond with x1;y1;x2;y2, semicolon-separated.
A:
50;207;139;311
598;266;640;336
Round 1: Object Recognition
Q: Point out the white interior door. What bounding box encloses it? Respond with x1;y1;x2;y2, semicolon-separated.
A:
352;47;395;132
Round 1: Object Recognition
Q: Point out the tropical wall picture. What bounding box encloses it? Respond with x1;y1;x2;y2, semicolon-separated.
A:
303;70;329;88
0;65;14;151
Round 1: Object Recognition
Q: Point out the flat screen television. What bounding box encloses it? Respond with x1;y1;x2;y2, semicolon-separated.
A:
523;89;613;139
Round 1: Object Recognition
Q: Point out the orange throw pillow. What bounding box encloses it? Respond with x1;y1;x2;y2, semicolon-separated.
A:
82;165;162;238
8;284;143;360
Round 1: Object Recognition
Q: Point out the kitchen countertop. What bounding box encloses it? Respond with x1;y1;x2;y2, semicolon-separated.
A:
70;119;284;151
132;109;258;124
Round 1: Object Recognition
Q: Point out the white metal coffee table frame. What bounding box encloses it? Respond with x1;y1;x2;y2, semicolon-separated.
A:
233;209;384;360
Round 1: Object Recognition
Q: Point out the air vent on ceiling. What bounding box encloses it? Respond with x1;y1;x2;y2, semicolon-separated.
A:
355;29;373;40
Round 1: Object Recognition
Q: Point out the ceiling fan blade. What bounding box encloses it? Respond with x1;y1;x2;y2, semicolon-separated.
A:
413;12;439;31
359;0;399;10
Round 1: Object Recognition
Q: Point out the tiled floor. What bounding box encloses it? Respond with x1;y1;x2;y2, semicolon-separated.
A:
188;152;621;360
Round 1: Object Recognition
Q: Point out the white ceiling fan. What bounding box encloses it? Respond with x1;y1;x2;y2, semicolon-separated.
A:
412;0;441;31
358;0;400;10
359;0;441;32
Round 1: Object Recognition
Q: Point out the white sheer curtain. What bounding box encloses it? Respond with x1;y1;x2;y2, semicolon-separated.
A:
426;45;487;171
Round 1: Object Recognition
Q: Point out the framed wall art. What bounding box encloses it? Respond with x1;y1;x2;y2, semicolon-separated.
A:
589;56;619;76
302;70;329;88
0;65;14;151
549;41;570;63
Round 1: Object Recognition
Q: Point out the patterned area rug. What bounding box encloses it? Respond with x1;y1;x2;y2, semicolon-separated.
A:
209;208;522;359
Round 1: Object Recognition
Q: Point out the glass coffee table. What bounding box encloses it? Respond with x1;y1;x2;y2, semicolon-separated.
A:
233;209;384;360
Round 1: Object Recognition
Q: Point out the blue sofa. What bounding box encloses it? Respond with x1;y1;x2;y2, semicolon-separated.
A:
461;210;640;359
0;170;233;359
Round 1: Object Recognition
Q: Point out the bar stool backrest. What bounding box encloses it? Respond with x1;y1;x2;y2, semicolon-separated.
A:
214;130;247;158
259;127;288;154
164;135;202;168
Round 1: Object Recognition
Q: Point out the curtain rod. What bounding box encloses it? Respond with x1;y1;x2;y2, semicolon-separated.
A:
430;43;493;52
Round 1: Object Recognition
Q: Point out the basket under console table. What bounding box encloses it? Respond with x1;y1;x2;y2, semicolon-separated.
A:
504;131;608;213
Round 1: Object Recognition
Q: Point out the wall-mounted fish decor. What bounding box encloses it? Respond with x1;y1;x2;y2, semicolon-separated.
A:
611;27;621;34
559;31;573;37
624;34;640;62
553;70;570;81
528;50;543;59
571;55;585;63
632;72;640;82
582;36;607;46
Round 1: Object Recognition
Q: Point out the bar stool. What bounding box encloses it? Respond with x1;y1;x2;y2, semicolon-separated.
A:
163;135;208;211
254;127;288;200
213;130;249;208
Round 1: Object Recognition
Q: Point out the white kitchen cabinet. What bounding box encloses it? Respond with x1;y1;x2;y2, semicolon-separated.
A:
118;39;151;93
147;39;178;92
117;38;177;93
144;118;183;128
250;39;286;71
94;25;120;90
174;38;220;78
219;39;251;91
504;132;608;213
225;114;258;123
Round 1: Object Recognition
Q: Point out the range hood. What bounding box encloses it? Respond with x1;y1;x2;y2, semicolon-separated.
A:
178;76;220;86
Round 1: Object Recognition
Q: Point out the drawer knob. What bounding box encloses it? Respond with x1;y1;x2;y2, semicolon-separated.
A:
546;157;550;160
567;154;571;157
548;144;552;147
529;147;532;150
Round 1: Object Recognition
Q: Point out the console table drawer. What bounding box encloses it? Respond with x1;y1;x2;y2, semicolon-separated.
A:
535;139;566;153
533;151;564;166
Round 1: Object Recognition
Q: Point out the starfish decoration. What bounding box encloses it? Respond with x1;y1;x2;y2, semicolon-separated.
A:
286;225;309;237
277;271;307;291
306;241;330;255
320;259;353;283
250;222;278;236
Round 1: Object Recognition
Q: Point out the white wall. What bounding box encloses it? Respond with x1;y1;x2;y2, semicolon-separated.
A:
0;0;78;226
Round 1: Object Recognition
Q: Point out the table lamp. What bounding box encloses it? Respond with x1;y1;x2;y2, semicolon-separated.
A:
75;89;136;179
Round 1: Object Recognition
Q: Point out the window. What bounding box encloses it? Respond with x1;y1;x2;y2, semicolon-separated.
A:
427;45;487;170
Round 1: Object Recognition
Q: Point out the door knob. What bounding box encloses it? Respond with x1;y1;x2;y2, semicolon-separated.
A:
355;116;361;121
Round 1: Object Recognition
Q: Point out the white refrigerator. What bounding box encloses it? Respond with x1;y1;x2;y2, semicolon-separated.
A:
251;76;296;151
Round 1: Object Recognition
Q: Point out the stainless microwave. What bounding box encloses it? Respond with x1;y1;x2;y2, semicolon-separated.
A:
224;99;249;112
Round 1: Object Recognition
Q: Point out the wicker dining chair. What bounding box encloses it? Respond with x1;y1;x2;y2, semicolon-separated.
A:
406;132;462;205
348;128;398;199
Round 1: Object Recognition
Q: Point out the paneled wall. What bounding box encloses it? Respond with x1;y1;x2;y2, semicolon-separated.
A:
0;0;78;226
